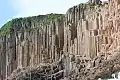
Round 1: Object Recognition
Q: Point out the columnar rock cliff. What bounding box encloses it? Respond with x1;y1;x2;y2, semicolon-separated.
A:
1;0;120;80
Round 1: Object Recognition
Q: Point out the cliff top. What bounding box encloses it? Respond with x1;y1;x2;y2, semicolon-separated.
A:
88;0;102;4
0;0;108;37
0;13;64;37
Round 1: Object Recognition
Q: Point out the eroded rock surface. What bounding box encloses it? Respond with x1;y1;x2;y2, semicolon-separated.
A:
1;0;120;80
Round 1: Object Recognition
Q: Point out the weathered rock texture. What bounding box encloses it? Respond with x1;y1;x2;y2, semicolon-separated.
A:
1;0;120;80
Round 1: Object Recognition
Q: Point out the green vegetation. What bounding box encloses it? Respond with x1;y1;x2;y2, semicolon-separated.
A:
0;13;64;36
47;13;63;21
0;21;12;36
87;3;96;9
86;3;104;10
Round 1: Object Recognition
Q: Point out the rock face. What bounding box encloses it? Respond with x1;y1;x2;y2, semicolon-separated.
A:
1;0;120;80
88;0;101;4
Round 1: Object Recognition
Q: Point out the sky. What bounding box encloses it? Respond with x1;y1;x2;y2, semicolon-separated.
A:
0;0;107;27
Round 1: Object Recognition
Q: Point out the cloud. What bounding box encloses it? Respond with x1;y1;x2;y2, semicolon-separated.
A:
9;0;89;17
9;0;108;18
9;0;47;17
9;0;66;17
